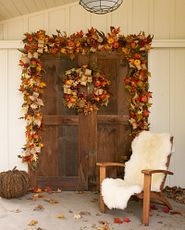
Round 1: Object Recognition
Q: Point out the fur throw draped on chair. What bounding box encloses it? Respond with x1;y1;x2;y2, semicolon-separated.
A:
102;131;171;210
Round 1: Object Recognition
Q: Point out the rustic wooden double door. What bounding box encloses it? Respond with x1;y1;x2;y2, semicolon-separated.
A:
30;52;131;190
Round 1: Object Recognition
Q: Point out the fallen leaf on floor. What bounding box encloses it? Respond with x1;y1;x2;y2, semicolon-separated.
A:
44;198;59;204
33;187;42;193
164;186;185;204
28;194;46;201
33;205;44;211
56;188;62;193
99;220;107;225
162;207;170;213
75;191;85;194
90;198;98;203
150;204;158;210
114;217;123;224
15;208;21;213
56;214;65;219
97;221;110;230
170;210;182;215
74;214;82;219
157;221;163;224
44;186;52;193
28;220;38;226
80;226;88;230
34;194;46;198
79;211;91;216
123;217;131;223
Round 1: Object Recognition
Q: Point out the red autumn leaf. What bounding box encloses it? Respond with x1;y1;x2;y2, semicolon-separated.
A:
114;217;123;224
123;217;131;223
162;207;170;213
170;211;182;215
44;186;52;193
150;204;158;210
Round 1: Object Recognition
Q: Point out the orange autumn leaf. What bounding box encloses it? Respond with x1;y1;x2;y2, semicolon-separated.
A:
33;187;42;193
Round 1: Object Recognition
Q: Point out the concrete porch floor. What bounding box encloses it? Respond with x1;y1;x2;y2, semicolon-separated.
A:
0;191;185;230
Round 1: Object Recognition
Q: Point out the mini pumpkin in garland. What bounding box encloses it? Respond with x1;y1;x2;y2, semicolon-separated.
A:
0;167;30;199
63;65;111;115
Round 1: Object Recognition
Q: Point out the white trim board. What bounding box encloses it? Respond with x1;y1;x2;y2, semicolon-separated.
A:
153;40;185;48
1;39;185;49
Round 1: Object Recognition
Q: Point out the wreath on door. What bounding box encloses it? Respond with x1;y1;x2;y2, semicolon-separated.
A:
63;65;110;115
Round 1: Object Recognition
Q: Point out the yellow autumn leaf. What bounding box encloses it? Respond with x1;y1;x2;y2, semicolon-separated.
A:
33;193;39;197
28;220;38;226
56;214;65;219
44;198;59;204
33;204;44;211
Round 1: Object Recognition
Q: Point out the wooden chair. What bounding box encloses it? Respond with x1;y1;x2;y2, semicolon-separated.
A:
96;131;173;226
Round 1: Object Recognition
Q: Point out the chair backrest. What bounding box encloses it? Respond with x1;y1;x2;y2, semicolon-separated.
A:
124;131;172;191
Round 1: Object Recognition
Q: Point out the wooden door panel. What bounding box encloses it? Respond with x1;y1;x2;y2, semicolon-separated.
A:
30;54;86;190
79;112;97;190
97;52;129;115
29;52;132;191
97;124;131;162
96;53;131;164
97;125;117;162
60;125;78;177
38;126;58;176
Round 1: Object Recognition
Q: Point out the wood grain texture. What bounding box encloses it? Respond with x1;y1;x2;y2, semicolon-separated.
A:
30;52;131;190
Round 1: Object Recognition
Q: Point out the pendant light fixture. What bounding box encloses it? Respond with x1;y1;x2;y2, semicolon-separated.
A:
79;0;123;15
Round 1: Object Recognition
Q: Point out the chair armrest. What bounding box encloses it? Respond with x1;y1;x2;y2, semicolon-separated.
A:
97;162;125;186
141;169;173;176
96;162;125;167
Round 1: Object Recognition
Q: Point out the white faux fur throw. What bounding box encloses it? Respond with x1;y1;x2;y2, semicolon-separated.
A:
102;131;171;210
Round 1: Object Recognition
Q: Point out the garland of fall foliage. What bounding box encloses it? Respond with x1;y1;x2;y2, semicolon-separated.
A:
19;27;153;168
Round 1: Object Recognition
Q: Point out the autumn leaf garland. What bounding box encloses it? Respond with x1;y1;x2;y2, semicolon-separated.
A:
19;41;46;168
122;33;153;135
19;28;153;167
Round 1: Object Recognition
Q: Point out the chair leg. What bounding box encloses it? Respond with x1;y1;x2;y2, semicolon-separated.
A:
142;174;152;226
99;166;106;213
100;194;106;213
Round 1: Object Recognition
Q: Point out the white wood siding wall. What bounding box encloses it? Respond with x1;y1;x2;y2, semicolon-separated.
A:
0;48;26;171
0;0;185;40
149;46;185;187
0;0;185;187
